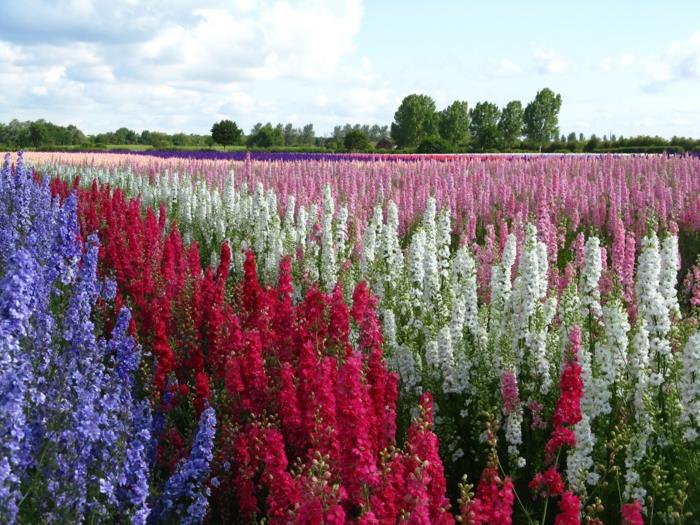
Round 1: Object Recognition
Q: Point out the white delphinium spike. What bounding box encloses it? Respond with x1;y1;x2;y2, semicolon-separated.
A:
335;205;349;263
580;236;602;318
296;205;307;249
629;321;651;421
567;414;597;495
623;427;649;503
381;201;404;292
408;230;426;309
489;234;516;343
592;298;630;416
536;238;549;298
514;224;540;340
320;210;337;292
383;309;420;395
223;170;236;218
361;219;376;275
659;233;681;320
323;184;334;217
635;232;672;386
437;209;452;279
423;239;441;313
424;339;439;372
680;332;700;441
437;326;455;392
452;246;484;348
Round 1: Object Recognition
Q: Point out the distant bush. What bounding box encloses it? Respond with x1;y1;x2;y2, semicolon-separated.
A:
416;136;452;153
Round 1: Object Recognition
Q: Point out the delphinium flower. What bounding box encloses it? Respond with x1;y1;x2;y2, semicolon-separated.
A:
320;185;338;291
659;233;680;320
680;332;700;441
553;490;581;524
683;255;700;308
620;500;644;525
0;249;38;524
580;236;602;318
591;298;630;417
500;369;524;465
149;407;216;525
635;232;672;387
459;462;515;524
545;326;583;462
380;201;404;297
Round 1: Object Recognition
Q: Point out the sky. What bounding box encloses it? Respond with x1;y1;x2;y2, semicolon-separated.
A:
0;0;699;138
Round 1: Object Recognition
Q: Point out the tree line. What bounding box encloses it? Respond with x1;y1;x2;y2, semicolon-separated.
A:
3;87;700;153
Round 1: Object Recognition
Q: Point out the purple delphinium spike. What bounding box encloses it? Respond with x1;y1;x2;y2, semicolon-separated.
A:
148;407;216;525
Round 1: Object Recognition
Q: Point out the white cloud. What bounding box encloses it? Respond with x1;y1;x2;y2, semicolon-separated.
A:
644;30;700;89
533;49;571;74
600;53;636;72
0;0;374;134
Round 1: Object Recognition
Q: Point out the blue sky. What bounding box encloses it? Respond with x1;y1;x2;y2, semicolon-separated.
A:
0;0;699;137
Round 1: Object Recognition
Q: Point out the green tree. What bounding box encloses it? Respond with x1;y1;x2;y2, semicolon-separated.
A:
438;100;470;147
300;124;315;145
343;129;370;151
390;94;437;148
469;102;501;151
566;132;577;143
497;100;524;149
211;119;242;148
28;121;49;147
247;123;283;148
523;88;562;151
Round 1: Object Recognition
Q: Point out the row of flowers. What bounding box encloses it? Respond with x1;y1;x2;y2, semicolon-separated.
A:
5;150;699;522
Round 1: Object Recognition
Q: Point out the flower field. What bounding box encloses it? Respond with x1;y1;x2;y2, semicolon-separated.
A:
3;150;700;524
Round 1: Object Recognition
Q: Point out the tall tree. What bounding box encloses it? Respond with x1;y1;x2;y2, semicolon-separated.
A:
523;88;562;151
438;100;470;147
211;120;242;148
300;124;315;145
497;100;524;149
469;102;501;151
390;94;437;148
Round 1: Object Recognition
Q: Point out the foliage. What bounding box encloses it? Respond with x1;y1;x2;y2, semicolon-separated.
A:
390;93;438;148
498;100;524;149
438;100;470;146
469;101;502;151
524;87;563;150
343;129;370;151
210;120;242;147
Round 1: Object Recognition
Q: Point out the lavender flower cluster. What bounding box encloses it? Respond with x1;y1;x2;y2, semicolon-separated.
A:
0;153;215;524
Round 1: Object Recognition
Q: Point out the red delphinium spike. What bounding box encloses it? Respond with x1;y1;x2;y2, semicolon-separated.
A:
278;362;304;452
308;356;340;461
270;256;296;364
350;281;383;353
242;250;264;322
553;491;581;525
151;297;175;392
328;285;351;353
460;467;514;525
335;351;379;508
193;370;211;415
301;285;329;350
545;326;584;462
231;428;261;518
404;393;455;524
260;427;301;523
529;467;565;498
621;501;644;525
